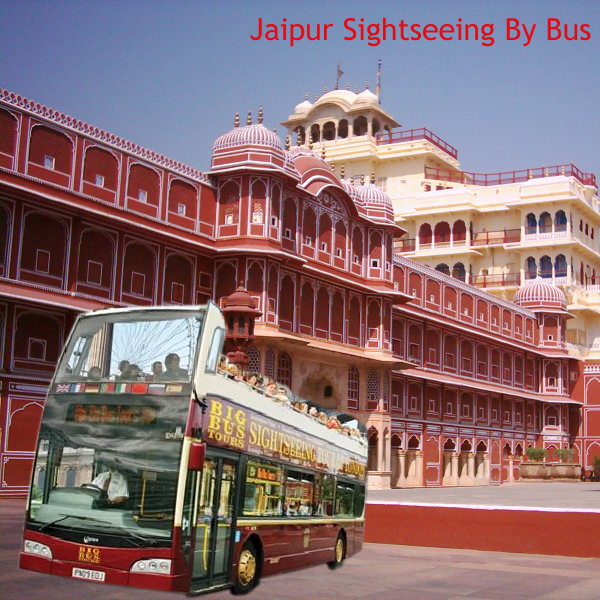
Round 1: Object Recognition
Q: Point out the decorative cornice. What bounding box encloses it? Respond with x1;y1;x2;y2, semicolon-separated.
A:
393;254;536;318
0;89;211;185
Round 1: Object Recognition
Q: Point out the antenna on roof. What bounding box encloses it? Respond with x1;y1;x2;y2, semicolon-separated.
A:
335;63;344;90
375;58;382;101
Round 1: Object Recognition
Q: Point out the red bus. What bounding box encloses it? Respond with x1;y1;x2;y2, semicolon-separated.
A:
20;303;367;595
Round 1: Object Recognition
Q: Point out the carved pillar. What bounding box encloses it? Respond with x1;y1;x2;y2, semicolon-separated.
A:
508;454;515;483
468;453;476;485
451;452;460;486
414;450;423;487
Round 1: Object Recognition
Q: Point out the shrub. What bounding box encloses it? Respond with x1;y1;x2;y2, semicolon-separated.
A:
556;448;575;462
525;447;546;461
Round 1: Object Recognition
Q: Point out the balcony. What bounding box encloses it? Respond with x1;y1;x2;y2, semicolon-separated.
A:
472;272;521;289
376;127;458;160
424;163;597;190
471;229;520;246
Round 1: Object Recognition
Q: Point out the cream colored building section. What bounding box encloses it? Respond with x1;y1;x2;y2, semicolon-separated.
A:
283;88;600;361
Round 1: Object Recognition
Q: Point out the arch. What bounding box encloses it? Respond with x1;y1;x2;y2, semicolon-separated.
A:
29;124;73;173
434;221;451;244
555;254;567;277
163;252;193;305
353;116;368;136
322;121;336;141
214;261;237;305
334;219;347;260
0;202;11;273
127;163;160;206
83;145;119;190
169;179;198;219
331;291;344;341
540;255;552;278
337;119;348;139
310;123;320;143
299;281;314;334
372;118;381;135
282;196;297;242
525;213;537;232
391;434;402;449
435;263;450;275
526;256;537;279
315;286;330;335
419;223;432;245
443;438;456;451
250;179;267;225
407;435;420;450
303;206;317;246
460;439;472;452
76;227;116;291
318;212;332;254
555;210;567;231
122;241;157;300
452;262;466;281
368;429;378;471
219;180;240;226
352;226;364;265
348;295;361;344
539;211;552;233
277;352;292;387
476;441;488;452
452;220;466;242
279;275;295;330
0;107;18;157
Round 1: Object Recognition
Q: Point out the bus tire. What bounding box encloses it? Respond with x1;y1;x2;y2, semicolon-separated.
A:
231;540;260;595
327;532;345;570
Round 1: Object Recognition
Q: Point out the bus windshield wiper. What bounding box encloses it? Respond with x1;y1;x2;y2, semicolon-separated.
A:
38;513;108;533
38;514;157;546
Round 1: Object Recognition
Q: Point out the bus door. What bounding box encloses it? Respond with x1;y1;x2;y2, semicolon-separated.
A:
189;451;238;594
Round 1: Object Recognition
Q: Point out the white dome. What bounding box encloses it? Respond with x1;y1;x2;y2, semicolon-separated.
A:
355;88;379;105
294;99;313;114
514;279;567;312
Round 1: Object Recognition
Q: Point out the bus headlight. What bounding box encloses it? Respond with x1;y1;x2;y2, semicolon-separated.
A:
23;540;53;559
131;559;171;574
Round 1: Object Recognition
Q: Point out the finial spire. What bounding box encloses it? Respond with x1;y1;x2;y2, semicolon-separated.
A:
335;63;344;90
365;81;369;90
345;83;350;90
234;112;240;128
360;173;365;186
246;110;252;125
376;58;382;100
258;105;263;124
370;171;376;184
304;92;308;100
285;131;291;150
321;145;326;160
340;164;345;179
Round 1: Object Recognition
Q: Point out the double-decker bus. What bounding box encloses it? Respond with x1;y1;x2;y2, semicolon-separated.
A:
20;303;367;595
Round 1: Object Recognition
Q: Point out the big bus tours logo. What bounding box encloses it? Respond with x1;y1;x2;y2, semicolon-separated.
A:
206;399;247;449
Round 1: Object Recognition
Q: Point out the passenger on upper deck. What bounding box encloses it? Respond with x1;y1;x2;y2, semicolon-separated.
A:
158;353;188;381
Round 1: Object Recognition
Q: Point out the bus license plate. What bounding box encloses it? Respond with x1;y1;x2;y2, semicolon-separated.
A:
72;567;106;582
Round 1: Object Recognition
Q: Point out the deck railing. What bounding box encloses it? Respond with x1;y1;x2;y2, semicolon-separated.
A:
471;273;521;288
376;127;458;159
424;163;597;189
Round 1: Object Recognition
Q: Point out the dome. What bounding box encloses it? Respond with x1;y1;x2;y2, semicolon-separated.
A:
514;279;567;312
355;88;379;105
213;124;283;153
355;183;393;210
294;98;313;114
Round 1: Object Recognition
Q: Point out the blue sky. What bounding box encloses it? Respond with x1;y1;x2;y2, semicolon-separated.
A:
1;0;598;175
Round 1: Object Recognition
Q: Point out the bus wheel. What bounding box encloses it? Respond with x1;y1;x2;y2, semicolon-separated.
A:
327;533;345;570
232;541;259;595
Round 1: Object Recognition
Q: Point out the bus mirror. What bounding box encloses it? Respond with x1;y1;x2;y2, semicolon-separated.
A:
189;442;206;470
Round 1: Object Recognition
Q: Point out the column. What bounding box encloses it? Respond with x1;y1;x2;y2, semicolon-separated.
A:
468;453;476;485
508;455;514;483
483;453;490;483
451;452;460;485
397;450;407;487
414;451;423;487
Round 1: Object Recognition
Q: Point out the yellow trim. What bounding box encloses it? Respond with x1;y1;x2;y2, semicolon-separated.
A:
237;517;363;527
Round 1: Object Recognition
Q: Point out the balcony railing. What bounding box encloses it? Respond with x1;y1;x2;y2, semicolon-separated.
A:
376;127;458;159
472;273;521;288
471;229;520;246
424;163;597;189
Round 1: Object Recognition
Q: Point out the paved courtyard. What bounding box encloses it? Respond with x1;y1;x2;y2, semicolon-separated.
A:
367;480;600;511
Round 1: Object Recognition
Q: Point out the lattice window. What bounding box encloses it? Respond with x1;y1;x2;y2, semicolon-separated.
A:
264;348;275;379
247;346;260;373
347;367;359;410
383;371;390;410
277;352;292;387
367;371;380;410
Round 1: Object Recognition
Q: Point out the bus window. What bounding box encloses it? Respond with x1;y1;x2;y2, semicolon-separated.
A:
335;482;355;517
354;484;366;518
205;328;224;373
285;471;314;516
312;473;335;516
243;459;283;517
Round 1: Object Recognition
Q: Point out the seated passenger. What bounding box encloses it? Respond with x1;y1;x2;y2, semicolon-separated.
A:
227;364;243;380
275;387;292;407
124;364;142;381
217;356;228;375
158;353;188;381
87;366;101;381
116;360;130;381
150;361;163;381
264;380;278;397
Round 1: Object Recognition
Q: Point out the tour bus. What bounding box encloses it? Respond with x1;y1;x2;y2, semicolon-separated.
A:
20;303;367;595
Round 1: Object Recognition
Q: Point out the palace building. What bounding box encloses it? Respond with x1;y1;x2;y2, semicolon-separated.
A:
0;87;598;497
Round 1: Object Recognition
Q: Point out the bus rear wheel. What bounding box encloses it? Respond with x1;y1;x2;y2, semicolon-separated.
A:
327;533;345;570
232;541;259;595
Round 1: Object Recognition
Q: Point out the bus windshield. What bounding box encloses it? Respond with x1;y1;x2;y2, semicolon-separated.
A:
26;309;205;547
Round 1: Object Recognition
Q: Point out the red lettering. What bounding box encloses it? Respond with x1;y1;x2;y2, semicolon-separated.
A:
547;18;561;40
506;18;521;41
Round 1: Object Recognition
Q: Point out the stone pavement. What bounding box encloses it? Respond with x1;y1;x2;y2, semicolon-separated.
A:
3;499;600;599
367;480;600;511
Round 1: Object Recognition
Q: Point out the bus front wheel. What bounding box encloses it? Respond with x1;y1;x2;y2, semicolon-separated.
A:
232;541;260;595
327;533;345;570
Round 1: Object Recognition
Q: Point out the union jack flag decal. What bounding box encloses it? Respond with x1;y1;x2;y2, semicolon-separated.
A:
56;384;71;394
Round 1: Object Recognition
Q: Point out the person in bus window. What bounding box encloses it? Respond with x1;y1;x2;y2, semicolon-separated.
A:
116;360;130;381
264;380;277;397
159;353;188;381
90;460;129;506
150;361;163;380
87;366;101;381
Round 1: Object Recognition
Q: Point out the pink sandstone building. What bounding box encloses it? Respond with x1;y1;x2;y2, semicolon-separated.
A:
0;88;598;497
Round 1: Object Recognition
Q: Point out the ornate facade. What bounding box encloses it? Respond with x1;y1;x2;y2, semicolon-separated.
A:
0;88;596;496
